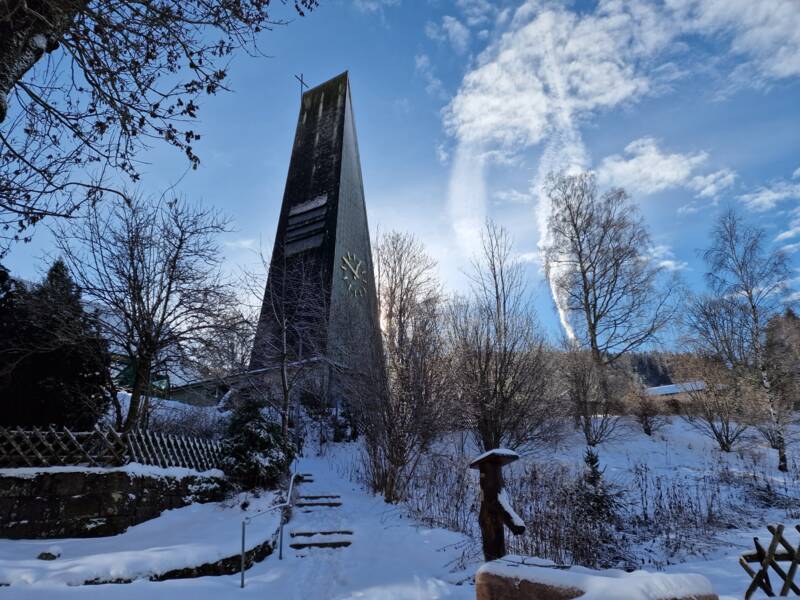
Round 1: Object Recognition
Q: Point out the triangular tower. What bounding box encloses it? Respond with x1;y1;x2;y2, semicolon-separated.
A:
249;72;381;403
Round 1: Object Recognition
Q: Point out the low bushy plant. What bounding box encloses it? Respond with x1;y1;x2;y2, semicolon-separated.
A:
221;399;295;490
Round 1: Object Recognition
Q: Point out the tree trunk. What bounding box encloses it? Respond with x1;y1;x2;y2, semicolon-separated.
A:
280;322;290;437
0;1;80;123
478;465;506;561
123;356;151;432
777;437;788;473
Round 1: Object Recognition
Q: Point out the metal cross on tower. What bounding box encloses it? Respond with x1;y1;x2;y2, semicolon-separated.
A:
294;73;309;99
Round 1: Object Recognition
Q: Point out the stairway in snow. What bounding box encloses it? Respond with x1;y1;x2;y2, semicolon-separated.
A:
289;473;354;556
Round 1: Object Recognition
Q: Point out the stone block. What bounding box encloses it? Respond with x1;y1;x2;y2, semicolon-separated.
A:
0;477;31;498
475;556;718;600
476;571;582;600
61;494;102;519
0;470;227;539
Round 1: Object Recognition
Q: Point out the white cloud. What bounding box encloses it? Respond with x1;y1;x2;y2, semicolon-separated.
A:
775;206;800;244
442;16;470;54
444;6;653;157
439;0;800;337
739;180;800;211
447;145;487;256
224;238;258;250
493;189;535;205
669;0;800;87
649;244;689;271
414;54;446;100
435;142;450;165
596;138;736;201
427;16;471;54
445;0;800;156
353;0;399;14
689;168;737;198
793;166;800;179
598;138;708;195
455;0;497;27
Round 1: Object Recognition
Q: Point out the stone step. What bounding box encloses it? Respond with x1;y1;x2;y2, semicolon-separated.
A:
290;530;353;538
299;494;340;500
290;539;352;550
296;501;342;508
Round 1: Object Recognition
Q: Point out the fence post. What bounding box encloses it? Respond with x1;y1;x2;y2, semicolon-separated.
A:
240;520;246;588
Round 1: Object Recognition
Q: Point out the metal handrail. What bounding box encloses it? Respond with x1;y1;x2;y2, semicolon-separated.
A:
240;470;301;588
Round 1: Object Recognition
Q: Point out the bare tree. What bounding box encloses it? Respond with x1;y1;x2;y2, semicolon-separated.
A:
765;309;800;415
247;251;331;437
56;195;232;431
352;231;449;503
675;355;753;452
629;384;668;437
0;0;319;254
544;172;676;446
694;209;795;469
447;221;557;453
560;345;630;445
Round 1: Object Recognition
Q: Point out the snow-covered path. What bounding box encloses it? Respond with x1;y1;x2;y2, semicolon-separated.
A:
3;452;476;599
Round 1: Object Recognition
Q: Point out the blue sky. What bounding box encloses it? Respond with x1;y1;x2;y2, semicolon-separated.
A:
7;0;800;339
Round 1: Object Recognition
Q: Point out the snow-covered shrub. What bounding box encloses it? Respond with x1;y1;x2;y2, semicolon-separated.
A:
403;450;478;537
220;399;294;490
506;454;631;570
146;399;224;440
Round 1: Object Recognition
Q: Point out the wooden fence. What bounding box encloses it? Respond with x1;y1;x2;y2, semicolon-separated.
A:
740;523;800;598
0;426;223;472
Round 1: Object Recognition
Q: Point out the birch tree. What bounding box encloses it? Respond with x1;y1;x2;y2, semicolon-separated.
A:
693;209;795;470
544;172;676;446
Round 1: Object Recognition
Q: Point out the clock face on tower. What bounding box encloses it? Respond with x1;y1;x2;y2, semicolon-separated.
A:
340;251;367;297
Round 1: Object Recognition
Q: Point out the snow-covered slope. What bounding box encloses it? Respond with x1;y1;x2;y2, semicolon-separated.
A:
1;418;796;599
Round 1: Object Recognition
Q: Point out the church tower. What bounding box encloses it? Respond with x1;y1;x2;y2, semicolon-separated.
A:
249;72;381;400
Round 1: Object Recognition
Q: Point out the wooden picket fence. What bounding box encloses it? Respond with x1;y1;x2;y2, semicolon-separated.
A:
740;524;800;598
0;426;223;472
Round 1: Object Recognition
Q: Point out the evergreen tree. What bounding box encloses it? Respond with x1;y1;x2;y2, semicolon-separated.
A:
566;448;628;568
0;260;114;428
220;399;295;490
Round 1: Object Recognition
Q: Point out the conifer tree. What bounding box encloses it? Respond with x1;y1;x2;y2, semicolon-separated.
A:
220;398;295;490
0;260;114;428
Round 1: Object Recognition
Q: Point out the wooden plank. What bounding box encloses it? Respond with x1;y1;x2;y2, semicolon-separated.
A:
0;427;34;467
175;435;190;467
160;433;175;467
62;427;98;466
131;429;144;464
46;425;74;462
14;427;49;466
94;426;124;466
767;524;800;596
191;437;206;471
106;429;130;465
30;426;60;465
189;437;205;471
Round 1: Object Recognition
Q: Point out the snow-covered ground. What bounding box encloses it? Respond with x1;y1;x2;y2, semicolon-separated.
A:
0;491;278;586
1;417;797;599
2;450;475;599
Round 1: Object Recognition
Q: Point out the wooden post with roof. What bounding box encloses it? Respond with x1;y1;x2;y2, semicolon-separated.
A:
470;448;526;561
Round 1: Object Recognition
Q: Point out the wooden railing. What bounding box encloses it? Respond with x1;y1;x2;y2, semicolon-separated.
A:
0;426;223;472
